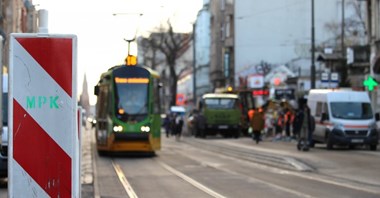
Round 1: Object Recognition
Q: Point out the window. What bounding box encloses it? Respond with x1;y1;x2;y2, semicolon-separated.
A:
330;102;373;119
115;80;149;122
316;102;329;119
204;98;237;109
220;0;225;10
225;15;231;38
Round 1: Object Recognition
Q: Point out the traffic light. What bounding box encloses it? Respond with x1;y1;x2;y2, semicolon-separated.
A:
125;55;137;66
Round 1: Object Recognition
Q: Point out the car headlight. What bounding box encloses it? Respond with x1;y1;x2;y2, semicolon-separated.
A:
333;123;344;131
113;125;123;132
141;126;150;132
369;122;377;130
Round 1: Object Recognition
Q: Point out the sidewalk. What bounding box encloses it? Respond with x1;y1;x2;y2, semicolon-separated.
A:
81;124;95;197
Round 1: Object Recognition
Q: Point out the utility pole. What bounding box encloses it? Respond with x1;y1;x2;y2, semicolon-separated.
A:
192;23;197;106
366;0;377;111
311;0;316;89
341;0;345;61
341;0;347;88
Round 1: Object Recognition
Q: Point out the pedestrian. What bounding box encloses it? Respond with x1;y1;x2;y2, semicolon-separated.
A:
195;112;206;138
169;113;176;136
275;111;284;137
250;107;265;144
174;114;184;141
284;108;294;140
163;114;171;138
297;98;315;151
292;106;303;140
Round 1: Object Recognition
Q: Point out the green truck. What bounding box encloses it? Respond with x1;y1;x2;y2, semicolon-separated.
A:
196;93;242;138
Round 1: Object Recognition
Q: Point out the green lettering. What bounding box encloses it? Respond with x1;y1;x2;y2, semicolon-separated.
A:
38;96;47;108
50;96;59;109
26;96;35;109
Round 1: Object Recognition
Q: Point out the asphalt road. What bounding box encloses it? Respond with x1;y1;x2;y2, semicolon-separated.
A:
93;133;380;198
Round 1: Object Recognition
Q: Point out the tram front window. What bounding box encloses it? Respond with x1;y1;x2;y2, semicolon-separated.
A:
115;82;148;121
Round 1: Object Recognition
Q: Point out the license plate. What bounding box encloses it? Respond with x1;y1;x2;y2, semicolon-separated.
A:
351;139;364;143
218;125;228;129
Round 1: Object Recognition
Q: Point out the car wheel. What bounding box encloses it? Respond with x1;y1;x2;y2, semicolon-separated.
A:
326;134;334;150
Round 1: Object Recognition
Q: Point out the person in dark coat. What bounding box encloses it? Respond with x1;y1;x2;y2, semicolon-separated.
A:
174;114;184;141
163;114;171;138
195;113;206;138
292;107;303;140
169;113;177;136
297;98;315;151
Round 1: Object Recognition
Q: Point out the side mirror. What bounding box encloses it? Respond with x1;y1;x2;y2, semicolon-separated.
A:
375;113;380;121
321;112;328;122
94;85;99;96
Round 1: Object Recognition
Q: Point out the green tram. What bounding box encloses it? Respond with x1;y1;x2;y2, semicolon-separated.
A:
94;64;161;155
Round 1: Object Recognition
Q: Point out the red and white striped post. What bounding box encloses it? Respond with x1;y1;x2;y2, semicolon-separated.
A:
8;10;79;197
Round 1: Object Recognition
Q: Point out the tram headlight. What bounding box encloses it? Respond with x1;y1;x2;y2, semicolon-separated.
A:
113;125;123;132
141;126;150;132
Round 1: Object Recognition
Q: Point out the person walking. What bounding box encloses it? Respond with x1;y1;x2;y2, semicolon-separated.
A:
292;106;303;140
284;108;294;141
174;114;184;141
250;107;265;144
196;112;206;138
163;114;171;138
275;111;284;138
297;98;315;151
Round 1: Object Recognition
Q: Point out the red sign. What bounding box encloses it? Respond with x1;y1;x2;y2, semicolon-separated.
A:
176;93;185;105
252;90;269;96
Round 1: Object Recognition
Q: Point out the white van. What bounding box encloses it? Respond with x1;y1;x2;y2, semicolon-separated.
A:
308;89;379;150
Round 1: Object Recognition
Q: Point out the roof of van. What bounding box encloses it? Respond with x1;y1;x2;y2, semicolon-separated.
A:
308;89;370;102
202;93;239;99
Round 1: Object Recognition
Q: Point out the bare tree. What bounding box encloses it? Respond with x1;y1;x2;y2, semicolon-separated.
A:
323;0;367;47
139;20;191;106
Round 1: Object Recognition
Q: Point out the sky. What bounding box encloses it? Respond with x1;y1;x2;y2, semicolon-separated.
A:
34;0;203;105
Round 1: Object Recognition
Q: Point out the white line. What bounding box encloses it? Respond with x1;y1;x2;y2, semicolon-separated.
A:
157;161;227;198
112;161;138;198
174;149;315;198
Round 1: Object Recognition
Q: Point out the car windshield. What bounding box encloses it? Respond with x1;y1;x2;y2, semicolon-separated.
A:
204;98;237;109
330;102;373;119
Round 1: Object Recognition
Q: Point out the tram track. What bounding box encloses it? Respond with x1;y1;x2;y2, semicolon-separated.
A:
111;158;227;198
181;137;314;172
176;137;380;196
104;137;380;198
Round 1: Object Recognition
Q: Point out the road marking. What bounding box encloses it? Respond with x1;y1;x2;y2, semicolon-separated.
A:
182;138;380;195
174;148;315;198
112;161;138;198
157;161;227;198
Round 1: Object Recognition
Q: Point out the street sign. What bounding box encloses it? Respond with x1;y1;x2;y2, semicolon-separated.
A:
9;34;79;197
363;76;378;91
330;72;339;82
321;72;329;82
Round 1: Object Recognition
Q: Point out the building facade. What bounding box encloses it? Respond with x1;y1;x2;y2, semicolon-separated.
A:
234;0;367;91
1;0;37;68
